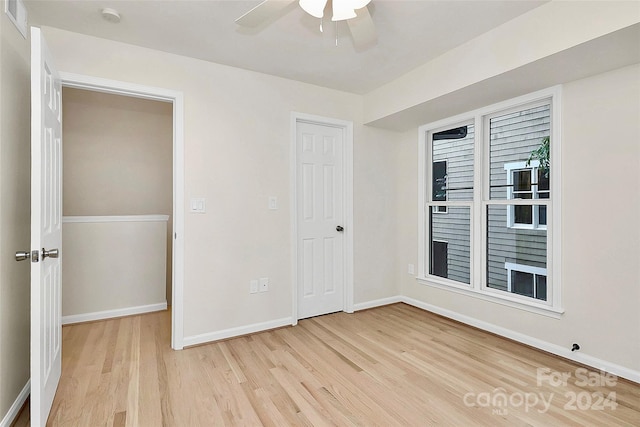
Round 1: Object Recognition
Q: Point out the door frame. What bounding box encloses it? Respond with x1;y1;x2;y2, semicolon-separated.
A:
59;72;186;350
290;112;354;324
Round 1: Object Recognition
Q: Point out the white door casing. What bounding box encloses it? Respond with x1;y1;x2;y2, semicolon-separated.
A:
30;27;63;426
294;116;353;320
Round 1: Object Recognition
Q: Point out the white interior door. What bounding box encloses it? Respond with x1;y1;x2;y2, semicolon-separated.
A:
296;121;345;319
30;27;63;426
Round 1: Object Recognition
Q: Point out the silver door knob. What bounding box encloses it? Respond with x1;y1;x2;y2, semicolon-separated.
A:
16;250;39;262
42;248;59;259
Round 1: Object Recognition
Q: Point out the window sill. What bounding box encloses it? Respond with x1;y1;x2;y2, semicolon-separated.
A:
507;224;547;231
416;276;564;319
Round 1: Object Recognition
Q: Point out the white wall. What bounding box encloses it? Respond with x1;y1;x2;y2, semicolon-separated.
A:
560;64;640;371
0;4;31;423
395;65;640;376
41;27;399;340
353;125;401;305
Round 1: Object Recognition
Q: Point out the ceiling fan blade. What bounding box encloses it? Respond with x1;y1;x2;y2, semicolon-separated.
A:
347;6;377;49
235;0;297;27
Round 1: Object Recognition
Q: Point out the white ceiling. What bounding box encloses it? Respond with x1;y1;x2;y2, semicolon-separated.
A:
25;0;547;94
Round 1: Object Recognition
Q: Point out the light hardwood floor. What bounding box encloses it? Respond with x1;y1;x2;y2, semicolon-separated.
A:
14;303;640;426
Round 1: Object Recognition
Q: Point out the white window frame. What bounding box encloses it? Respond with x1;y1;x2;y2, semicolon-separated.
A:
417;86;563;317
504;160;548;230
504;262;547;299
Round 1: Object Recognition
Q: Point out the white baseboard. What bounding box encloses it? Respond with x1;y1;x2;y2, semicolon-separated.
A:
353;295;403;311
183;317;293;348
62;302;167;325
0;380;29;427
400;296;640;384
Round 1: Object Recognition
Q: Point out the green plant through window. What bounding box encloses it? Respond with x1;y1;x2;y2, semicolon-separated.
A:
527;136;550;178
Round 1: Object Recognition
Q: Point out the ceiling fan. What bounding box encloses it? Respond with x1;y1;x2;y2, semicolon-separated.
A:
235;0;377;49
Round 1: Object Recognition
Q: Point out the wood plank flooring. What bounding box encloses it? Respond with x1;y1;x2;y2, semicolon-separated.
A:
16;303;640;426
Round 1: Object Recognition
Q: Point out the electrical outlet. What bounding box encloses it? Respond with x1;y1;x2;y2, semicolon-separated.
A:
259;277;269;292
250;279;259;294
408;264;415;275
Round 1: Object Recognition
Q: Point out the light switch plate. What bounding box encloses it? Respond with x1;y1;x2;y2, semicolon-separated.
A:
250;280;259;294
268;196;278;210
259;277;269;292
190;198;206;213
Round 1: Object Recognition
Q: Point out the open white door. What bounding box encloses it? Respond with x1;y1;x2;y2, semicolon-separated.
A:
30;27;63;426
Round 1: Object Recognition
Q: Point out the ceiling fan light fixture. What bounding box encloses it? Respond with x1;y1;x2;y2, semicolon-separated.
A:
331;2;357;22
349;0;372;10
299;0;327;19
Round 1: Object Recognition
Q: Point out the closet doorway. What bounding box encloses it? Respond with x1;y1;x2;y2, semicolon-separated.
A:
59;75;185;350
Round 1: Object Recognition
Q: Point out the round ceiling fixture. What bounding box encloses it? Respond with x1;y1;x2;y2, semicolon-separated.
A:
101;8;121;23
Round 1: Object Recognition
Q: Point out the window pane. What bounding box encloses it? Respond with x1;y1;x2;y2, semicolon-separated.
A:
539;206;547;226
432;124;474;201
514;205;533;225
513;170;531;192
430;207;470;284
537;168;550;228
536;276;547;301
537;169;550;192
487;205;547;300
490;105;550;199
512;271;534;297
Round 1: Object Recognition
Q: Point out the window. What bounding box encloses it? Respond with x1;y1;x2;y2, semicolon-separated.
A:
505;263;547;300
504;161;548;229
418;87;562;314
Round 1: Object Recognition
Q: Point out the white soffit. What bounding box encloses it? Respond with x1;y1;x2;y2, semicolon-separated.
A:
367;24;640;131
